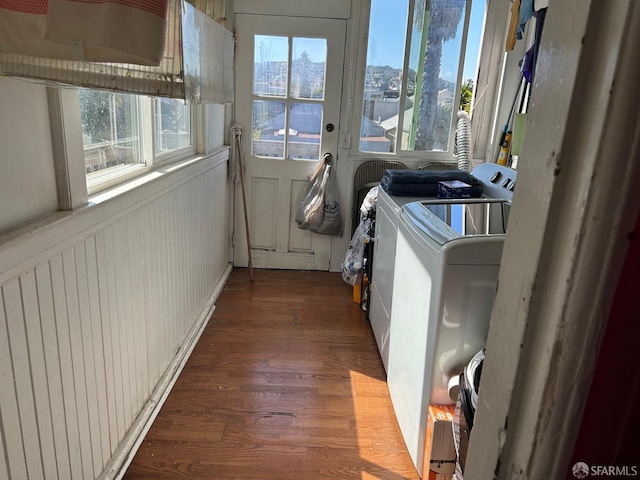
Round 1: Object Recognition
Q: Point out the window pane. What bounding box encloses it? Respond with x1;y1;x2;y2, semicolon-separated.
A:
289;103;322;160
460;0;484;114
254;35;288;97
252;100;286;158
360;0;409;153
360;0;472;154
156;98;191;153
80;90;141;173
253;35;327;161
408;0;467;152
291;38;326;100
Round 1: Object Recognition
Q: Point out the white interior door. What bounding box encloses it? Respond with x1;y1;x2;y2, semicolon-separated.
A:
234;14;346;270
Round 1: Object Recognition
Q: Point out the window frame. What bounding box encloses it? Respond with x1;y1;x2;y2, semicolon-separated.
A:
351;0;475;161
81;93;197;196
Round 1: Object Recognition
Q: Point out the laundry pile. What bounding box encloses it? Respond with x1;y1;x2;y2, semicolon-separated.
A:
342;186;378;288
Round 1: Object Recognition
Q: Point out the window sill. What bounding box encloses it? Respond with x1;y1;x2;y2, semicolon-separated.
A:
87;163;148;195
0;146;229;287
86;146;197;197
89;147;228;206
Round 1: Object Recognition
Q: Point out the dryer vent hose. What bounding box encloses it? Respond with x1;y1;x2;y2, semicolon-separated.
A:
456;110;472;172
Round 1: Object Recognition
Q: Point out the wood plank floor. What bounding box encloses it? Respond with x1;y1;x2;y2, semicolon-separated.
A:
124;268;419;480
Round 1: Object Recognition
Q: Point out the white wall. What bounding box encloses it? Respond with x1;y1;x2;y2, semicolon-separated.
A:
0;77;59;232
207;104;226;150
0;80;232;479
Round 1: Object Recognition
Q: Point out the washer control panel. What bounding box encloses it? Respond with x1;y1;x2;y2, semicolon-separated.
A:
472;163;517;199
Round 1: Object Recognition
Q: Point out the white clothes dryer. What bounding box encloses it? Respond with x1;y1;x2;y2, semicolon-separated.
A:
369;189;430;373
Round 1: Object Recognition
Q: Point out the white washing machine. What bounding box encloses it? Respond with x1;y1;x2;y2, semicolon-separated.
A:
385;164;516;475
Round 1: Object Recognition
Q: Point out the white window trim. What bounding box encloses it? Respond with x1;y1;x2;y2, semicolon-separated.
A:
47;86;89;210
86;163;149;194
154;143;198;165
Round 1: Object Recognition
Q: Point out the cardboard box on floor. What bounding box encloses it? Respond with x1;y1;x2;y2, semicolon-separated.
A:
426;471;454;480
422;404;456;479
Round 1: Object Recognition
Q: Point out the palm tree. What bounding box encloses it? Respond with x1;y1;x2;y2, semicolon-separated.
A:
414;0;466;150
460;79;473;113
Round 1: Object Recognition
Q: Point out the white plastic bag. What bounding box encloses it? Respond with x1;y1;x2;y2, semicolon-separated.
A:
314;163;343;236
296;160;343;236
295;160;327;231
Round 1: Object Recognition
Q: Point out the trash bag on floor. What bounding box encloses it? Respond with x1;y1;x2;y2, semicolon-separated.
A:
341;217;372;286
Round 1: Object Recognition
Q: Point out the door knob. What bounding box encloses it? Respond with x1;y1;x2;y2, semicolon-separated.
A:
326;123;335;132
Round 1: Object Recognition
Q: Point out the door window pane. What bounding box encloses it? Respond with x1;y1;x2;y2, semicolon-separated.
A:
289;103;322;160
80;90;141;173
252;34;328;161
252;100;286;158
291;38;327;100
254;35;288;97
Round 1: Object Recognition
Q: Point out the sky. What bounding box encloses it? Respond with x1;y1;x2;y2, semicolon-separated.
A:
464;0;486;81
254;0;486;83
255;36;327;63
368;0;484;82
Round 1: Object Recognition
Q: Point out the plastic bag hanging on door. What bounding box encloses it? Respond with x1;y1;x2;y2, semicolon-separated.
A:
316;162;343;236
295;159;329;231
295;156;343;236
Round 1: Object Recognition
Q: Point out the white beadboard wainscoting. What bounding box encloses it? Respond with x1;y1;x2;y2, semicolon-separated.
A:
0;148;232;480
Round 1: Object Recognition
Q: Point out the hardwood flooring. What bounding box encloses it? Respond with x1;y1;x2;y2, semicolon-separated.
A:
124;268;419;480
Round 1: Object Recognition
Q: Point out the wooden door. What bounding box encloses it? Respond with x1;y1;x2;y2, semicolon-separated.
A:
234;14;346;270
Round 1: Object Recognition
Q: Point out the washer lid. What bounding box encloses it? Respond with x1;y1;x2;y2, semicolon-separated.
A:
401;199;510;246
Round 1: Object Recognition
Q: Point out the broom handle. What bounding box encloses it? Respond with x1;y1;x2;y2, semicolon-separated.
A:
235;135;253;281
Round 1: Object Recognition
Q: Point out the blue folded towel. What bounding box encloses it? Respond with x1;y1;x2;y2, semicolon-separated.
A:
380;169;483;197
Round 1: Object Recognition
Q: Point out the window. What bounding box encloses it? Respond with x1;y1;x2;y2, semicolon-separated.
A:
80;90;142;174
80;90;194;192
359;0;482;156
